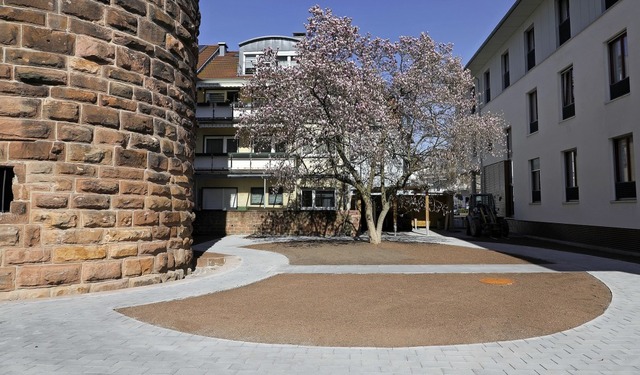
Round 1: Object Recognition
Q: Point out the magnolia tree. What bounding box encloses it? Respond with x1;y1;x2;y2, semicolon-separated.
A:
240;6;505;244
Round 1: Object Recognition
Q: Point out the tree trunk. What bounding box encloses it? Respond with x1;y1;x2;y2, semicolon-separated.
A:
363;197;381;244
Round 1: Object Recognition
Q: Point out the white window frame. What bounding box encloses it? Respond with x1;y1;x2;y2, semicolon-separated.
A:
204;136;238;154
300;188;336;210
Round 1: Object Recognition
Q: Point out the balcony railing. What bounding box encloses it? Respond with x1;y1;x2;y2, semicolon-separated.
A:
194;152;292;172
195;102;253;122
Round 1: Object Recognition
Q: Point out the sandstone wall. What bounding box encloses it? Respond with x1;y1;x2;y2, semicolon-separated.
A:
0;0;200;299
193;210;361;237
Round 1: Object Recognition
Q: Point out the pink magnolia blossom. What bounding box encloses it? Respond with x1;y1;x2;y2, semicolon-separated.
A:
240;6;505;244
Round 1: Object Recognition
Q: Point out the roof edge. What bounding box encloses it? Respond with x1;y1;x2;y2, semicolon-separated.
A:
465;0;521;70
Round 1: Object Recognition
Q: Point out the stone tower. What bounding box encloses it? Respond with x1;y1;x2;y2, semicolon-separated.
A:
0;0;200;299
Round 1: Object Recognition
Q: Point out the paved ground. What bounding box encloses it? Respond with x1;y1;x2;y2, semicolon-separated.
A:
1;232;640;374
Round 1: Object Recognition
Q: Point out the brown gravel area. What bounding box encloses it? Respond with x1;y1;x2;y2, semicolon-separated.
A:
119;241;612;347
119;272;610;347
246;240;546;265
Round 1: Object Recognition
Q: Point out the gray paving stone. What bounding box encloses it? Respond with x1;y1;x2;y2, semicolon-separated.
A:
1;234;640;374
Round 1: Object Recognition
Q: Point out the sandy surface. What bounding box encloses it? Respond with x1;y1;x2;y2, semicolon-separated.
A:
247;240;546;265
120;273;609;347
119;241;611;347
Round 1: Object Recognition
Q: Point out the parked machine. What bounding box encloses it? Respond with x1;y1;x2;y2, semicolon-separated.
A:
465;194;509;237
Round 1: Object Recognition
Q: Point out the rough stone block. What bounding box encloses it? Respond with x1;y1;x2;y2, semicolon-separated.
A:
104;228;152;242
69;18;112;42
51;87;98;103
129;274;162;288
133;211;159;226
115;148;147;168
82;260;122;282
0;268;16;291
145;171;170;184
119;181;147;195
82;211;116;227
103;66;143;85
114;0;147;16
138;241;167;255
53;245;107;263
69;57;101;74
89;279;129;293
109;244;138;259
24;225;41;247
139;19;166;45
6;49;66;68
55;163;97;176
100;166;144;180
0;97;40;118
76;35;115;64
0;23;19;45
0;7;46;26
109;82;134;99
106;8;138;35
16;66;68;85
145;196;172;212
34;194;69;209
94;128;128;147
0;226;20;246
72;195;110;210
69;73;108;93
41;228;103;245
0;82;49;98
161;212;181;226
61;0;104;21
67;143;112;164
117;211;133;227
121;112;154;134
32;211;78;229
16;264;81;287
149;5;174;31
154;253;168;273
44;100;80;122
51;284;91;297
81;105;119;128
149;184;171;197
152;226;171;240
0;119;53;141
77;179;119;194
57;123;93;143
22;26;74;54
4;248;50;265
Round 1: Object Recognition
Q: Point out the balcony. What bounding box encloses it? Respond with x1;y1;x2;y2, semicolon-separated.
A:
194;152;292;173
195;102;253;123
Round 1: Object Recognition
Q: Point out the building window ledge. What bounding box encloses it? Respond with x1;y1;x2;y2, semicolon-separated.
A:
610;199;636;204
562;201;579;205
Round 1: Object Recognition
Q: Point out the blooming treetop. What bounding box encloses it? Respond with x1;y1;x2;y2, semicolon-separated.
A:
240;6;506;243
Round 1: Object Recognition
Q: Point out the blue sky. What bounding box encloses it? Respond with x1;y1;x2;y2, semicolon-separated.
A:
198;0;516;64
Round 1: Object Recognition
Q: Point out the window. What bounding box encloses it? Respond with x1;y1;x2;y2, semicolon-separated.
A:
613;135;636;200
204;136;238;154
561;66;575;119
530;158;541;203
250;187;264;205
301;188;335;210
252;138;286;153
1;167;14;213
501;52;510;89
564;149;579;201
269;187;284;205
201;188;237;210
243;53;258;75
526;27;536;71
608;32;629;100
605;0;619;10
484;70;491;103
528;90;538;134
557;0;571;46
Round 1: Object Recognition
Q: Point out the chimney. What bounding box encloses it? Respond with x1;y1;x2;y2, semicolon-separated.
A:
218;42;227;56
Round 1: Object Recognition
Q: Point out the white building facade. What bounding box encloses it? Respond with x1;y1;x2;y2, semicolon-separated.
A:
468;0;639;252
